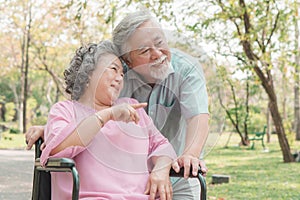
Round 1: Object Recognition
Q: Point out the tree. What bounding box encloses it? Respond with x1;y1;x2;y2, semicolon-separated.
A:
0;0;33;133
20;0;32;133
217;65;250;145
294;1;300;140
208;0;294;162
216;63;266;145
168;0;295;162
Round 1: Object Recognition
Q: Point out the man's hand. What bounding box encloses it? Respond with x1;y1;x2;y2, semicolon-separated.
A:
172;154;207;179
25;125;45;150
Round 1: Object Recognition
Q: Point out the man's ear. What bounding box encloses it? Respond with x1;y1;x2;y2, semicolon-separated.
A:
121;56;131;67
125;60;131;66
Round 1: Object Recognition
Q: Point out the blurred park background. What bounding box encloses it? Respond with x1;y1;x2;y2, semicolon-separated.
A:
0;0;299;199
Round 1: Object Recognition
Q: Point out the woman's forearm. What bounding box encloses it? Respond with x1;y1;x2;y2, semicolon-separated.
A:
50;109;111;155
151;156;172;173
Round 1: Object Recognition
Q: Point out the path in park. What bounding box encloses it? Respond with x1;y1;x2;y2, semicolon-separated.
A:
0;149;34;200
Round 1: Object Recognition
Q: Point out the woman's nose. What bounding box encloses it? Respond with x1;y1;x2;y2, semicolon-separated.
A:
115;73;124;82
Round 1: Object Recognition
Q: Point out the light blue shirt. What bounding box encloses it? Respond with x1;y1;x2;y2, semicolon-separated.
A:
120;48;209;156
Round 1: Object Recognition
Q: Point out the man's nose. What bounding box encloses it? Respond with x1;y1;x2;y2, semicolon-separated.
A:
150;47;162;60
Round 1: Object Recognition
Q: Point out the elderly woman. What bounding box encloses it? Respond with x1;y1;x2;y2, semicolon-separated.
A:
40;41;176;200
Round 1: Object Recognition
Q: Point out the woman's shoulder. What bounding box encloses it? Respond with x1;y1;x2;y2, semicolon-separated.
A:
49;100;74;114
51;100;73;108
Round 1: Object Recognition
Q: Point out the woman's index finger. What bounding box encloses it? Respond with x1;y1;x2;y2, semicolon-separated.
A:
131;102;147;109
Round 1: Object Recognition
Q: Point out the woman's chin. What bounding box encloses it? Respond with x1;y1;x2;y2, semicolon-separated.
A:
110;95;119;104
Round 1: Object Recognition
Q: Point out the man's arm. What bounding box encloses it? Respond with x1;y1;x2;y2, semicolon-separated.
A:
173;113;209;178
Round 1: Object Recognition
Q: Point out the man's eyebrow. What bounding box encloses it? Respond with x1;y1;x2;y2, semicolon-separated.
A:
154;35;162;41
136;45;148;51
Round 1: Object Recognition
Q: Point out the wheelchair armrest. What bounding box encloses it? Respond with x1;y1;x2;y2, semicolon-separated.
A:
35;157;76;170
34;157;80;200
169;167;207;200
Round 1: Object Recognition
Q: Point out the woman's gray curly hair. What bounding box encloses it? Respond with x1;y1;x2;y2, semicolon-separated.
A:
64;40;118;100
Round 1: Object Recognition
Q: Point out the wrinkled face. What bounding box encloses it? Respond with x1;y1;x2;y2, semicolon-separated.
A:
89;53;124;106
125;20;171;83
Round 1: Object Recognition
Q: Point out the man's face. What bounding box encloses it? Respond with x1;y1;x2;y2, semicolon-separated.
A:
126;20;171;83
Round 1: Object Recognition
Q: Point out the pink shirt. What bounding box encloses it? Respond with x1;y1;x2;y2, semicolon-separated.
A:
40;98;176;200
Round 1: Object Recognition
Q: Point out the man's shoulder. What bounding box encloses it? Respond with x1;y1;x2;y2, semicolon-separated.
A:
170;48;203;75
171;48;198;61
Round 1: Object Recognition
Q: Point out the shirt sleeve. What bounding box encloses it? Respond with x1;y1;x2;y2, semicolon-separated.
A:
179;58;209;119
40;101;85;166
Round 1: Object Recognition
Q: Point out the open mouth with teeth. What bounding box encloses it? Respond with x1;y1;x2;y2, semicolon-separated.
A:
150;55;168;68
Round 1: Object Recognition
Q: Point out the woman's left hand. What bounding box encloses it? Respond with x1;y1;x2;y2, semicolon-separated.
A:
144;168;173;200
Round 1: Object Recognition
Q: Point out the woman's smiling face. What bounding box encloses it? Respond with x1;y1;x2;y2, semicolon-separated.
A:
89;53;124;106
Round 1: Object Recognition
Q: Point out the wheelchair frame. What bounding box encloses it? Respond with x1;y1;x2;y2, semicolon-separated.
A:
32;138;206;200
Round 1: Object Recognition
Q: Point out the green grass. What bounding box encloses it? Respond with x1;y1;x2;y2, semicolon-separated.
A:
0;131;27;149
0;128;300;199
205;133;300;200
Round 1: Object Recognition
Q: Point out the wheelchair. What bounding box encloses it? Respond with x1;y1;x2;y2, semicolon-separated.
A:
31;138;206;200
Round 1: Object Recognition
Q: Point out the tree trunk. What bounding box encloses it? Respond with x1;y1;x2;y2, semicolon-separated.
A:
269;100;295;162
237;0;294;162
244;74;250;139
266;101;271;143
19;9;26;133
250;64;294;162
21;1;32;133
0;102;6;121
294;3;300;140
217;77;249;146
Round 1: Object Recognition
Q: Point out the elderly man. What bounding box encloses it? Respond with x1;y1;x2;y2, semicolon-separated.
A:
26;10;209;200
112;11;209;199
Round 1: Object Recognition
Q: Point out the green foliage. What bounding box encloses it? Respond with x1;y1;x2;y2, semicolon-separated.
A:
0;81;15;102
215;63;266;138
247;111;266;133
9;127;20;134
5;102;16;122
31;116;47;126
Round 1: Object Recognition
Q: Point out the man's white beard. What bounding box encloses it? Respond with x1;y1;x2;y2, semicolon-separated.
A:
149;55;172;81
150;61;172;81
